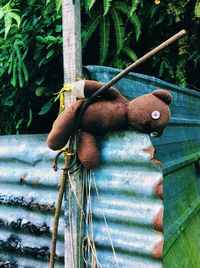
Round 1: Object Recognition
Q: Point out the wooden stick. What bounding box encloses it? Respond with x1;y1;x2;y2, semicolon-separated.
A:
49;159;69;268
105;30;187;90
76;30;187;122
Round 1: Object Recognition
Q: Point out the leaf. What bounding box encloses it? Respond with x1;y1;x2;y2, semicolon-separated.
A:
121;47;138;61
46;49;54;59
2;2;12;13
15;45;22;63
27;108;33;128
7;11;21;27
22;62;29;82
8;51;14;74
111;8;125;54
36;76;45;85
155;15;165;25
38;58;46;68
99;15;110;65
130;0;140;15
16;118;23;134
45;35;56;42
46;0;51;5
104;0;112;15
21;50;28;61
17;60;24;88
35;87;47;96
35;36;45;42
38;98;54;115
55;24;62;32
195;1;200;18
0;9;4;20
149;5;159;18
4;13;12;39
115;2;141;41
56;0;62;12
4;98;14;107
11;57;17;87
82;14;101;48
88;0;96;10
122;47;138;61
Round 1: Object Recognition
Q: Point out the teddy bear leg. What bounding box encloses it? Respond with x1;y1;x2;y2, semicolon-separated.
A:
47;100;83;150
77;131;100;169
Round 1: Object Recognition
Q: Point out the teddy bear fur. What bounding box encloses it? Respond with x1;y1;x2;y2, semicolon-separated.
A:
47;80;172;169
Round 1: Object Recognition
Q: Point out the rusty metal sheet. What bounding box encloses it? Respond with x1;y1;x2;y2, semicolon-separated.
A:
0;134;64;267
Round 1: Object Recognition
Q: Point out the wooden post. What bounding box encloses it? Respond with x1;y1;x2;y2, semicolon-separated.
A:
62;0;82;267
62;0;82;106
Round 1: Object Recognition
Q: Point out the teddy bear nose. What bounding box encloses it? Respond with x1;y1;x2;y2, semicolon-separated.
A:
151;110;160;120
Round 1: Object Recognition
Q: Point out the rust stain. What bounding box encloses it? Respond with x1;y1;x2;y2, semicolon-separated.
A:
143;146;155;159
143;146;163;168
19;175;26;183
153;209;163;232
153;179;163;199
152;240;163;260
19;175;40;185
151;159;163;168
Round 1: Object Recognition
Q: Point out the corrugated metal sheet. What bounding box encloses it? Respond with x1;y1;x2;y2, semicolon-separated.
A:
0;134;64;267
85;65;200;267
1;66;200;267
83;131;163;268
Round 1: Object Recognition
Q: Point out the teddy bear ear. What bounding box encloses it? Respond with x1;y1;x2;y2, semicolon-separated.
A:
152;89;172;105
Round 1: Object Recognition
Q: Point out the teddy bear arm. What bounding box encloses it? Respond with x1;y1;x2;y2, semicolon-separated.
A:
103;87;128;102
73;80;127;102
84;80;127;102
78;131;100;169
47;100;83;150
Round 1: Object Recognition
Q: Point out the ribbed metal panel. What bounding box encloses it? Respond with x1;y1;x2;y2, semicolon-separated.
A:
83;131;163;268
85;65;200;267
1;67;200;267
0;135;64;267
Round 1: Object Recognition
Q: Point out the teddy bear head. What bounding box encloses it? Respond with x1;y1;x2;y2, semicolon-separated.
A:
127;89;172;137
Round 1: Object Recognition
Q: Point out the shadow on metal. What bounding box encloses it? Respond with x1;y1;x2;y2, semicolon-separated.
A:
0;135;64;268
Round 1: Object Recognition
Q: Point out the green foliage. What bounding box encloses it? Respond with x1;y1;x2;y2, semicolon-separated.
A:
0;0;63;134
103;0;112;15
0;1;21;38
99;15;110;65
82;0;200;89
82;1;141;67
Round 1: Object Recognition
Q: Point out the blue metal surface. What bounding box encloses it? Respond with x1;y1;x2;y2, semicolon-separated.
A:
1;66;199;267
0;134;64;267
85;65;200;267
83;131;163;268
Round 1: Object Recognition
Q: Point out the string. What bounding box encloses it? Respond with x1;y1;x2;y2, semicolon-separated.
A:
92;171;120;268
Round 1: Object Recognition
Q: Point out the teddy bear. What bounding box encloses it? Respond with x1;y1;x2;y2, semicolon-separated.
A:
47;80;172;169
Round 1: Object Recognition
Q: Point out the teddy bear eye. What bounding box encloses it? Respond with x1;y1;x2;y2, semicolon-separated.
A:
151;110;160;120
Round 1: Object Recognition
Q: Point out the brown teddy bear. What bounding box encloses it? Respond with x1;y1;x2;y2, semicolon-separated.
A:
47;80;172;169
